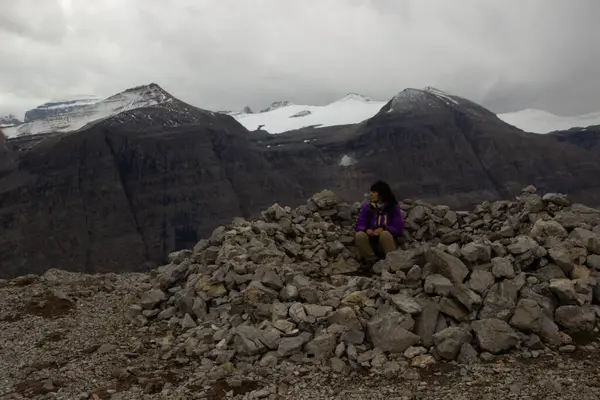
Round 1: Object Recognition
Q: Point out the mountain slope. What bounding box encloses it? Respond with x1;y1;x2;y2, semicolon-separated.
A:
3;84;183;137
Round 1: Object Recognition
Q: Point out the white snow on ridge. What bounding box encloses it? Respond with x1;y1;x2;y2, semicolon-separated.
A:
4;85;174;138
235;94;386;133
497;109;600;134
36;96;102;110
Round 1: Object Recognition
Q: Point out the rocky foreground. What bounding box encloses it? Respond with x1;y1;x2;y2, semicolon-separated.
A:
2;187;600;399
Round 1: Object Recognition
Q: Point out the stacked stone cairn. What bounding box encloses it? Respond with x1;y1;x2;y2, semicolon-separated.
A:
133;186;600;375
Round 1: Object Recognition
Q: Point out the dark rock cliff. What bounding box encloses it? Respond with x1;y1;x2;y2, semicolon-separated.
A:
0;109;299;278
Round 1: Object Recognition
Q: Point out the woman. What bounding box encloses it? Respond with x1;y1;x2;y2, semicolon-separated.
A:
355;180;404;264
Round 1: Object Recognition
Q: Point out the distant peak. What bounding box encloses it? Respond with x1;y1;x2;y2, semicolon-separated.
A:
123;83;165;93
336;93;375;103
260;101;294;113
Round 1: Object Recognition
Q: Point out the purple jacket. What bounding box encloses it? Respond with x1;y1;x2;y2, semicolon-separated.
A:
355;202;404;237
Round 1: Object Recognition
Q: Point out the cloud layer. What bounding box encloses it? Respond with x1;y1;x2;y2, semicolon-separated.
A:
1;0;599;118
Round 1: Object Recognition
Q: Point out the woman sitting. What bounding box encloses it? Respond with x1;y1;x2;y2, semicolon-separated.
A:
355;180;404;265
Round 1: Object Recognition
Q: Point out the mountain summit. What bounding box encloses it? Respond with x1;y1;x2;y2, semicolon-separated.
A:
0;114;22;127
3;83;183;137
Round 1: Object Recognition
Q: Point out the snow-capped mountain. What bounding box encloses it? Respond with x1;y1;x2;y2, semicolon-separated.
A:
233;92;386;133
3;84;177;137
497;109;600;134
24;95;102;123
0;114;22;128
231;86;600;134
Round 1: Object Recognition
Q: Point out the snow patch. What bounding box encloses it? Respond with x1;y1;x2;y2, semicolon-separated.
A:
498;109;600;134
423;86;459;105
339;154;357;167
234;95;387;133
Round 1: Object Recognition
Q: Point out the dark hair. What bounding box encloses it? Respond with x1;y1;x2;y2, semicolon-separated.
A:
370;180;398;207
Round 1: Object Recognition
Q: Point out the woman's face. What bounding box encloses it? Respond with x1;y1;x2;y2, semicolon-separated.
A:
370;191;380;202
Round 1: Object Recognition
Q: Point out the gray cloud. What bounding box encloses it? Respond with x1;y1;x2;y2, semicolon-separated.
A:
0;0;599;118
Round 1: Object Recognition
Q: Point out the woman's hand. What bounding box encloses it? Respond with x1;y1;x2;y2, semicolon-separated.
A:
366;229;374;236
372;228;384;236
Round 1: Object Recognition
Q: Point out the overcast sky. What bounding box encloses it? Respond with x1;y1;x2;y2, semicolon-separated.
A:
1;0;599;118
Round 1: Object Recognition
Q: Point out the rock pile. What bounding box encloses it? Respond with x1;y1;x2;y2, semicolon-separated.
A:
133;186;600;376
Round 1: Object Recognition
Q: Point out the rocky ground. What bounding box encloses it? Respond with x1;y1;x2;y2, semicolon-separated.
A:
2;187;600;399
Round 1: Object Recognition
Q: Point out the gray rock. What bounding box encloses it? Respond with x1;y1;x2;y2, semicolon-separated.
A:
457;343;479;364
472;319;518;354
305;333;337;359
439;297;469;321
367;312;420;353
491;257;515;279
289;303;310;324
428;249;469;283
569;228;600;254
180;313;197;329
327;307;362;331
245;281;279;306
261;270;284;291
140;289;167;309
510;298;562;345
534;264;566;282
277;336;306;357
549;279;580;305
415;300;440;348
390;293;423;315
340;329;365;345
234;325;279;356
304;304;333;318
330;357;346;373
326;258;360;275
385;248;425;273
279;285;299;301
406;265;422;282
554;305;596;333
157;306;177;320
468;270;495;295
424;274;453;296
432;327;472;360
507;236;539;255
310;190;338;209
478;277;525;320
529;219;568;244
451;284;482;312
461;242;491;263
587;254;600;270
542;193;571;206
548;241;587;275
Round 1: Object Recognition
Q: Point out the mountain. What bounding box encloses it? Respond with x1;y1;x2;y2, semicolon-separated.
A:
549;125;600;154
0;114;22;127
231;87;600;135
3;84;179;137
256;87;600;208
0;87;300;278
23;95;102;123
3;84;600;278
